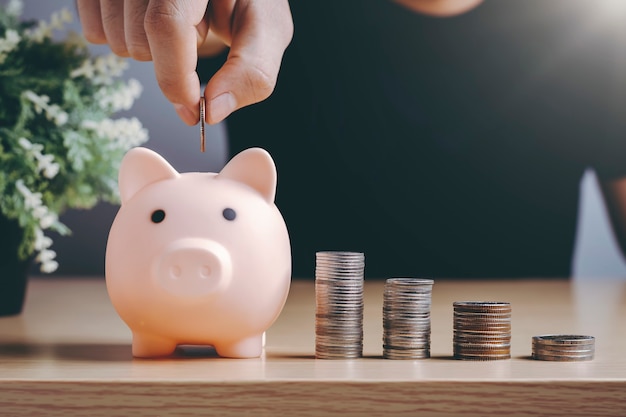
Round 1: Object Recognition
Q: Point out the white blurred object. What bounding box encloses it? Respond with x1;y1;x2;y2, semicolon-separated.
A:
572;169;626;280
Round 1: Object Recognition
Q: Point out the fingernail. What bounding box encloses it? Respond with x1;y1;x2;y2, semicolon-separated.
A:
208;92;236;124
174;103;197;126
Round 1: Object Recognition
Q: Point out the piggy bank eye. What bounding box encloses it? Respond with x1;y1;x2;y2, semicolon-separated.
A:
222;208;236;221
151;209;166;224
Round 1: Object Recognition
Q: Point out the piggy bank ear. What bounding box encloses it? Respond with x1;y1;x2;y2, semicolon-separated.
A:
118;147;179;204
217;148;277;203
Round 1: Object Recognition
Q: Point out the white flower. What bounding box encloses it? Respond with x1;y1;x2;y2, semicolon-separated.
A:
33;229;59;273
65;30;87;49
33;228;53;251
25;8;73;43
25;23;50;43
15;180;56;229
18;137;33;150
97;55;128;84
32;206;48;219
17;136;61;179
4;29;19;44
40;260;59;274
6;0;23;17
36;153;54;169
24;193;42;210
36;153;60;179
128;78;142;96
70;59;95;79
16;180;43;210
33;227;59;273
23;90;49;113
0;29;20;64
80;120;98;130
22;91;68;126
96;78;143;112
72;54;130;85
97;54;128;77
54;111;68;126
81;117;148;149
36;248;59;273
45;104;65;124
50;9;73;31
36;248;56;264
43;162;60;179
39;212;57;229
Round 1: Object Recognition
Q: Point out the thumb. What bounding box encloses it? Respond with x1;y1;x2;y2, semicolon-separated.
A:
204;57;275;124
203;1;292;124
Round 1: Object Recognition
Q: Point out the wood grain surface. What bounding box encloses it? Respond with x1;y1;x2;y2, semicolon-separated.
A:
1;277;625;416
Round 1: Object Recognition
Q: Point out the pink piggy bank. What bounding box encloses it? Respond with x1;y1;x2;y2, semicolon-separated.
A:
105;147;291;358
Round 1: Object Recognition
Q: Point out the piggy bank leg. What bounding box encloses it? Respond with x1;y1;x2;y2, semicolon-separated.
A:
132;332;177;358
214;334;264;358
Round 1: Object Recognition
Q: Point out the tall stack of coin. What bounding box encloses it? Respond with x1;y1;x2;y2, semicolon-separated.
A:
532;335;595;361
453;301;511;360
383;278;434;359
315;251;365;359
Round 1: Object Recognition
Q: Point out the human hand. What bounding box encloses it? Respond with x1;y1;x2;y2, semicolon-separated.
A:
76;0;293;126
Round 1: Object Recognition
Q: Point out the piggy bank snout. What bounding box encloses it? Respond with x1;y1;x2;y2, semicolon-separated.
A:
154;238;232;297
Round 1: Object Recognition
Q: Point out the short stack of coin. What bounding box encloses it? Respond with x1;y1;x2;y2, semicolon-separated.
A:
315;251;365;359
383;278;434;359
453;301;511;360
532;335;595;361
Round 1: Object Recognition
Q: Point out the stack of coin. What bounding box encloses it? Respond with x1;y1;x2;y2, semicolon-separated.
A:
315;251;365;359
453;301;511;360
383;278;434;359
532;335;595;361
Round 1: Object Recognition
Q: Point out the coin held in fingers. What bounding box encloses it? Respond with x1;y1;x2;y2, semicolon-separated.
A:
200;97;206;153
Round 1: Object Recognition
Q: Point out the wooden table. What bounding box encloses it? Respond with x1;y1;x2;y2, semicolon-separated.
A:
1;277;625;416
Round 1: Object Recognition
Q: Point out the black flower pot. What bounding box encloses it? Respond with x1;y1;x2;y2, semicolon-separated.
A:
0;214;31;317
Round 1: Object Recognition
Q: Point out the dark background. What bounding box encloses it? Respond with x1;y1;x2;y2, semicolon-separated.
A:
18;0;626;279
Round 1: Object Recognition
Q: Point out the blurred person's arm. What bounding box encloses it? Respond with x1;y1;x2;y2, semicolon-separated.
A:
393;0;483;17
600;178;626;259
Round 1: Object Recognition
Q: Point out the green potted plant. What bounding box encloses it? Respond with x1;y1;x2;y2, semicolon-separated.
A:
0;0;148;316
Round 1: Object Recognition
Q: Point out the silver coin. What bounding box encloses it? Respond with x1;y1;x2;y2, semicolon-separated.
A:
316;270;365;277
384;311;431;318
385;320;432;325
454;324;511;329
532;352;594;361
316;260;364;268
533;348;594;357
383;339;431;346
531;334;595;361
532;335;595;345
316;276;364;282
454;354;511;361
383;351;430;360
531;339;595;348
533;346;594;353
316;252;365;259
454;301;511;308
317;335;363;341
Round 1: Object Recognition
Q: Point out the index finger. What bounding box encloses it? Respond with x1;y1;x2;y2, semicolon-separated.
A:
144;0;210;125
